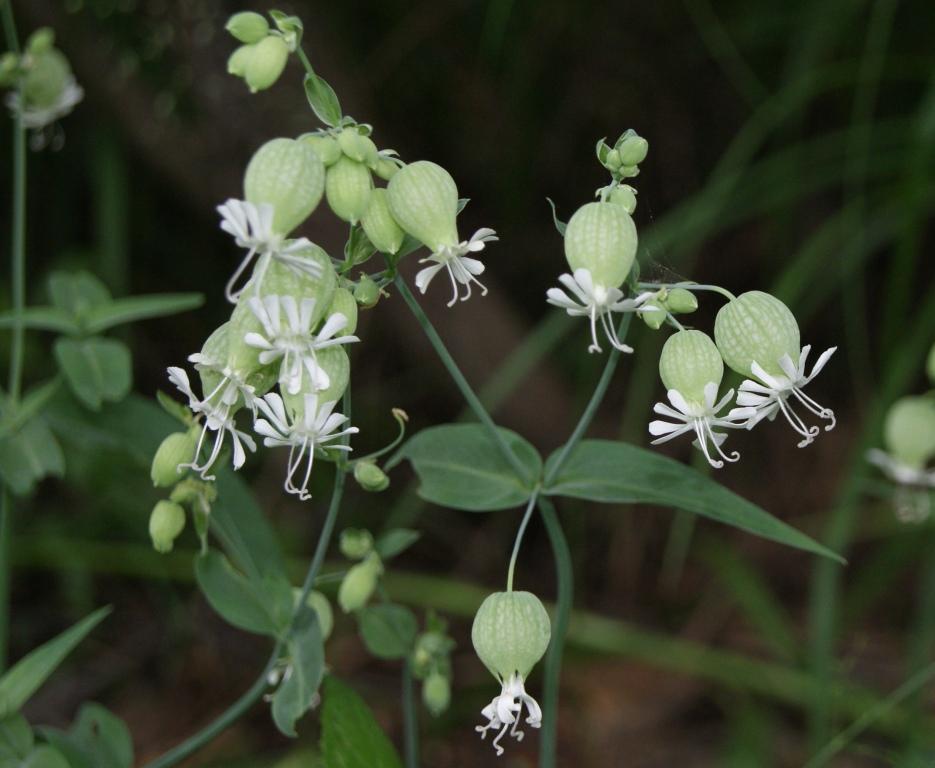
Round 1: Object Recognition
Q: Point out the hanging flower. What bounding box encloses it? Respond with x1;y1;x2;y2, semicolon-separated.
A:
244;295;358;394
413;228;498;306
475;673;543;756
546;268;658;353
253;392;357;500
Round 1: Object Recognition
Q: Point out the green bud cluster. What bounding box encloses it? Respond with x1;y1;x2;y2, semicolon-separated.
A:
597;130;649;180
410;612;456;716
225;11;294;93
639;287;698;331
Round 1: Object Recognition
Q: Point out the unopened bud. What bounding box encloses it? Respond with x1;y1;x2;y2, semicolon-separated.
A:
337;127;378;165
337;553;382;613
149;500;186;554
617;134;649;166
354;461;390;492
151;431;197;487
325;157;373;224
422;672;450;716
354;274;382;308
26;28;55;55
340;528;374;559
226;12;269;44
607;184;637;214
361;188;405;255
640;299;666;330
664;288;698;314
373;155;401;181
300;132;342;166
243;35;289;93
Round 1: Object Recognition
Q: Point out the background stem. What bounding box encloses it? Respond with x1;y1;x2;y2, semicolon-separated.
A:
402;659;420;768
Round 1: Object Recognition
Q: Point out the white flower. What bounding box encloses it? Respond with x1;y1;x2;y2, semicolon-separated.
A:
217;199;323;303
415;228;498;306
253;392;358;500
6;78;83;130
167;366;257;480
475;673;542;757
866;449;935;489
546;268;658;354
649;382;754;468
244;295;358;395
733;345;836;448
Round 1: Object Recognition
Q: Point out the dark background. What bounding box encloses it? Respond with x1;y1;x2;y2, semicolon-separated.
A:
3;0;935;765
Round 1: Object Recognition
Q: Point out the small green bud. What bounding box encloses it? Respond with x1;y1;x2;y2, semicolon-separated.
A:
354;461;390;492
338;553;382;613
300;132;342;166
659;330;724;405
640;299;666;330
225;12;269;44
293;588;334;640
883;396;935;468
337;127;378;165
325;157;374;224
617;134;649;166
361;188;405;255
607;184;637;214
471;591;551;681
151;431;197;487
26;28;55;55
664;288;698;314
387;160;460;252
244;138;325;234
563;201;637;289
373;156;401;181
354;274;382;308
327;287;359;335
340;528;374;559
21;49;70;110
149;500;186;554
243;35;289;93
227;44;253;77
604;148;621;169
714;291;800;379
423;672;450;716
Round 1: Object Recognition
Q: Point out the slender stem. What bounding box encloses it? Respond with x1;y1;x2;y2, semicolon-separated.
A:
638;281;736;302
394;276;528;478
402;659;420;768
537;498;571;768
506;492;539;592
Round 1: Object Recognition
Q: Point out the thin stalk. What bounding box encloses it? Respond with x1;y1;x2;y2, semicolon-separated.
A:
637;281;736;302
506;492;539;592
402;659;420;768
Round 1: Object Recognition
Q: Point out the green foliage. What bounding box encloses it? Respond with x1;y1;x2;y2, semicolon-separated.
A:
54;337;131;411
271;607;325;737
374;529;420;560
304;73;342;128
0;716;33;766
320;677;403;768
39;704;133;768
0;418;64;496
358;604;418;660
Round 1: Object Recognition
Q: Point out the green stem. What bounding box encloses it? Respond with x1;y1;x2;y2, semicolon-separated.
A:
506;492;539;592
637;281;736;302
402;659;420;768
1;0;25;676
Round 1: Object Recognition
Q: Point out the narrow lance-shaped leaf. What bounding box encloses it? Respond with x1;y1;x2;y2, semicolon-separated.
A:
304;73;342;127
84;293;204;334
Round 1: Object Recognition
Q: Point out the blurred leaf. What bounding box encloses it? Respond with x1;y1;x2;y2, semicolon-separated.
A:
320;676;402;768
39;704;132;768
54;337;131;411
0;308;77;335
374;529;420;560
83;293;203;334
304;73;342;128
0;715;33;764
195;549;291;636
155;390;192;427
358;604;417;659
48;272;110;320
543;440;842;561
272;607;325;737
0;418;64;496
0;607;110;718
20;747;69;768
388;424;541;511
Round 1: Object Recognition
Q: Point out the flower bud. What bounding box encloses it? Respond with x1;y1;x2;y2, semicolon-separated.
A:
714;291;800;379
151;431;197;487
607;184;637;214
883;397;935;468
640;299;666;330
423;672;450;716
664;288;698;314
227;44;253;78
659;330;724;405
563;201;637;289
617;134;649;166
354;274;382;308
149;500;186;554
338;553;382;613
354;461;390;492
387;161;459;252
337;127;378;165
325;157;373;224
244;138;325;234
22;48;71;110
300;132;342;166
373;156;401;181
340;528;374;559
361;188;405;255
225;11;270;44
294;588;334;640
243;35;289;93
471;591;551;681
26;28;55;55
327;287;358;335
604;148;622;170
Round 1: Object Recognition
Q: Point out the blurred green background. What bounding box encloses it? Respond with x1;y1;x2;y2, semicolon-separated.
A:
2;0;935;765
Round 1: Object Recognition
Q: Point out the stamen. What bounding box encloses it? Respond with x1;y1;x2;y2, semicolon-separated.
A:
776;397;820;447
693;419;724;469
791;387;836;430
588;304;602;354
491;722;511;756
704;421;740;464
225;247;258;304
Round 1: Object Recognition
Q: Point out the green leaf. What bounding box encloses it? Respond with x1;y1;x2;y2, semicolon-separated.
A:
38;703;132;768
0;607;111;718
272;608;325;737
543;440;842;561
0;715;33;765
48;272;110;320
195;550;292;636
83;293;203;334
0;308;78;335
358;604;417;660
320;676;403;768
0;418;65;496
155;390;192;427
21;747;69;768
304;73;342;128
545;197;567;236
388;424;542;511
374;529;420;560
54;337;132;411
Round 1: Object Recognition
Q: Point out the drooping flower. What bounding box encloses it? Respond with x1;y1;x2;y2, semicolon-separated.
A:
648;330;753;468
471;591;551;756
715;291;836;447
866;396;935;490
387;160;498;306
5;33;83;134
547;268;657;353
243;295;358;394
253;392;357;500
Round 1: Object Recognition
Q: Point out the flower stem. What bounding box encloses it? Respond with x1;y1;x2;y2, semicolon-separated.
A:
506;492;539;592
638;281;736;302
402;659;420;768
